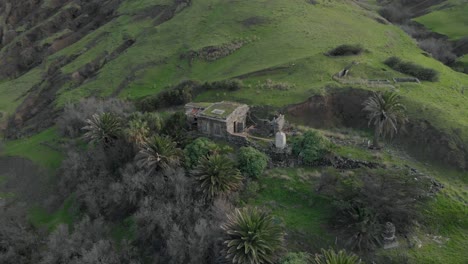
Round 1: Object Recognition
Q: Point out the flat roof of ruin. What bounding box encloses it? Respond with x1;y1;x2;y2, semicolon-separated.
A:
198;101;247;120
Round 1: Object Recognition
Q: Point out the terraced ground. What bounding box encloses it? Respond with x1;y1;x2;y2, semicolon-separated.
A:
0;0;467;263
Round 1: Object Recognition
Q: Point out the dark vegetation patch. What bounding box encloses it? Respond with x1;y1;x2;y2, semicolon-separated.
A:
378;0;447;23
0;157;49;204
451;60;468;74
326;44;364;56
317;167;435;251
384;56;439;81
181;39;247;63
131;5;167;20
6;70;70;139
72;38;136;83
241;16;269;27
136;79;244;111
453;36;468;56
417;37;457;64
234;65;291;79
153;0;192;26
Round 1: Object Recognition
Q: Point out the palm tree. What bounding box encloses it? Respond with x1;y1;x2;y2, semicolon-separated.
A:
126;119;150;147
362;91;408;148
190;154;243;200
336;205;382;251
313;248;361;264
82;112;122;145
136;135;182;173
221;207;284;264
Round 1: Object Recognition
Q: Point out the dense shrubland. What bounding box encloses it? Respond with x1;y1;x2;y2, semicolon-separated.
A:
384;56;439;81
2;98;288;263
2;98;440;263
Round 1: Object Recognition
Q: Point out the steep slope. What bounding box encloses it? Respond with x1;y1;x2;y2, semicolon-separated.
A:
413;0;468;72
414;0;468;41
1;0;468;168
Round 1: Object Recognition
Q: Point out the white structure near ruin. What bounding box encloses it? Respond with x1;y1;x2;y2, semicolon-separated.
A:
275;131;286;150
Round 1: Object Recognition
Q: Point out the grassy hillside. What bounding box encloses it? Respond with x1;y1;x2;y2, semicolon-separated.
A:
0;0;466;142
414;0;468;40
0;1;467;262
2;127;63;170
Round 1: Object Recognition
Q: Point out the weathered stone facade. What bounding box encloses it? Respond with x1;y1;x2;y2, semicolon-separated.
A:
185;101;249;138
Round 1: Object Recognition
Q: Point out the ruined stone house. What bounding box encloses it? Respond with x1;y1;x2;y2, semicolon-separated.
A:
185;101;249;138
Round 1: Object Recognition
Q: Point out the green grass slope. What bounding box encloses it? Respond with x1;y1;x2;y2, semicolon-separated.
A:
0;2;465;261
414;0;468;40
0;1;467;141
41;1;468;142
2;128;63;170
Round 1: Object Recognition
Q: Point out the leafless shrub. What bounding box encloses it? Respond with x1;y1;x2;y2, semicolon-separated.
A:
418;38;457;64
57;97;134;137
378;4;411;24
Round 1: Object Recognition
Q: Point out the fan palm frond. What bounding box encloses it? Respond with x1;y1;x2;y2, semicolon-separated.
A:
363;91;408;147
126;119;150;146
313;248;361;264
82;113;122;145
191;154;243;200
136;135;182;173
222;207;284;264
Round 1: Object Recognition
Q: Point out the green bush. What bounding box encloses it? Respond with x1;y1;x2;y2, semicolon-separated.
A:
201;79;244;91
383;56;401;68
237;147;269;178
384;56;439;81
291;131;330;165
327;44;364;56
280;252;312;264
184;137;220;169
